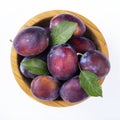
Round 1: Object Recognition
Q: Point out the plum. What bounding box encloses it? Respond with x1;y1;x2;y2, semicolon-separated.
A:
68;37;96;54
31;75;60;100
49;14;86;36
80;50;110;79
19;52;48;79
20;56;37;79
60;76;88;103
13;26;49;56
47;44;78;80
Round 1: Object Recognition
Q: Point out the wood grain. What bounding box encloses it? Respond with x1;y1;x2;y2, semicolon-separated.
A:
11;10;109;107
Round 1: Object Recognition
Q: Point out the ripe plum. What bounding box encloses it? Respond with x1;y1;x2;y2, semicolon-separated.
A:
80;50;110;79
31;75;60;100
20;56;37;79
47;44;78;80
19;52;48;79
13;26;49;56
49;14;86;36
68;37;96;54
60;76;88;103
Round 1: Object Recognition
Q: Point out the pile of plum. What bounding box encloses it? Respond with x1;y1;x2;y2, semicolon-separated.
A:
13;14;110;103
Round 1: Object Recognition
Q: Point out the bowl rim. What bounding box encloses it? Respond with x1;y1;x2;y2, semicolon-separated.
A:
11;9;109;107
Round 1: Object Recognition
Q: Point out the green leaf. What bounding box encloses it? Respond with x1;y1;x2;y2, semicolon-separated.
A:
21;58;49;75
79;70;102;97
50;20;77;45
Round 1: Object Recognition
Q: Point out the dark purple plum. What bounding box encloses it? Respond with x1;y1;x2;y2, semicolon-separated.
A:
13;26;49;56
20;56;37;79
80;50;110;79
31;75;60;100
49;14;86;36
60;76;88;103
68;37;96;54
47;44;78;80
19;52;48;79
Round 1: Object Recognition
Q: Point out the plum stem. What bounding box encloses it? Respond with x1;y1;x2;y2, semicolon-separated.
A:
77;52;83;56
10;39;13;42
77;52;83;72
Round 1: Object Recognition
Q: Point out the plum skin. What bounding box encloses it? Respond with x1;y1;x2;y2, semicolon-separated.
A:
68;36;96;54
80;50;110;79
60;76;88;103
13;26;49;56
47;44;78;80
49;14;86;36
31;75;60;100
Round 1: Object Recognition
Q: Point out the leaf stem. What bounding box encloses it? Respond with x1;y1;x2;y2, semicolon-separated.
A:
78;63;82;71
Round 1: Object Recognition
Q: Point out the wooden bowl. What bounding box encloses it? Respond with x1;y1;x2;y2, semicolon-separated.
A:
11;10;109;107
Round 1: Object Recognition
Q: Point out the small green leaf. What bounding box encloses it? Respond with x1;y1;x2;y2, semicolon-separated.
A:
50;20;77;45
79;70;102;97
21;58;49;75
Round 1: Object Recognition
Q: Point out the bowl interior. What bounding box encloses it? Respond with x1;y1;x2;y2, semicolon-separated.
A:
11;10;109;107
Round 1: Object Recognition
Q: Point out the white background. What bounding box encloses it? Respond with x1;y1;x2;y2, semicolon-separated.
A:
0;0;120;120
